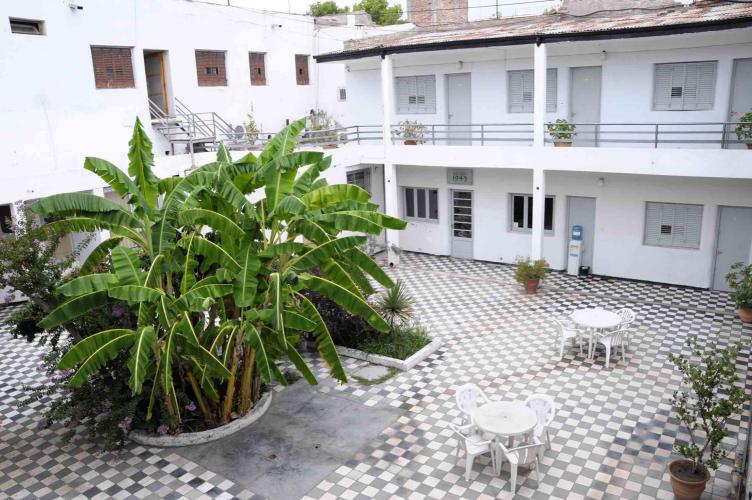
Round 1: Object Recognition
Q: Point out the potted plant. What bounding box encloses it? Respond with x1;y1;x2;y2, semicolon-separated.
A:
307;109;338;148
725;262;752;323
396;120;425;145
245;112;263;149
514;257;549;294
667;337;746;500
734;111;752;150
546;119;576;147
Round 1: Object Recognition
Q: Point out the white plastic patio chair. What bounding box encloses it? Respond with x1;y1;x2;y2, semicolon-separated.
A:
496;438;545;494
450;422;497;482
615;308;636;349
552;317;584;360
455;383;490;424
524;394;555;450
594;327;632;368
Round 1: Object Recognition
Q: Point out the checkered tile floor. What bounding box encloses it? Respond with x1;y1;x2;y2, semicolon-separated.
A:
2;252;751;499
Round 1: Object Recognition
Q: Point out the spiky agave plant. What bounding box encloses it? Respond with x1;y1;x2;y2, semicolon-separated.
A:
374;280;413;332
31;117;406;432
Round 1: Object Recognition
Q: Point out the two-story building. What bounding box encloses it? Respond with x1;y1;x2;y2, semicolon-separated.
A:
316;0;752;291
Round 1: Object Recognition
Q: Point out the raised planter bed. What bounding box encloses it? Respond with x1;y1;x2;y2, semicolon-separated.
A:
129;392;272;447
336;338;442;371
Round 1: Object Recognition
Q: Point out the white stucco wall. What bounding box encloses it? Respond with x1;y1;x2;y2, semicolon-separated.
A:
395;165;752;288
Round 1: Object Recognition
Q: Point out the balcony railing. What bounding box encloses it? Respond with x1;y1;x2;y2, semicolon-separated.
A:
211;122;748;151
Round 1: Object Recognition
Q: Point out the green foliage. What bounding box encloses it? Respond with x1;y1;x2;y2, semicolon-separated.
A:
33;116;406;436
668;337;747;474
374;280;413;331
546;119;577;141
358;323;430;360
514;258;549;283
725;262;752;310
735;111;752;142
307;0;349;16
353;0;404;25
395;120;426;143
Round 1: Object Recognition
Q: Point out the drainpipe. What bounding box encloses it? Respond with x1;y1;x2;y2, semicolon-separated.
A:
381;52;400;266
531;38;547;261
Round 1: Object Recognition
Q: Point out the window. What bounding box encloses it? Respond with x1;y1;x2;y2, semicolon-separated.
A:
249;52;266;85
507;69;557;113
10;17;44;35
295;54;310;85
195;50;227;87
653;62;716;111
396;75;436;114
90;46;135;89
338;87;347;101
644;202;702;249
404;187;438;221
346;169;371;193
510;194;554;232
0;205;12;234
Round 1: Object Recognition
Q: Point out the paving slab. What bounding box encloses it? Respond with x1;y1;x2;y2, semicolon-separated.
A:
172;381;403;500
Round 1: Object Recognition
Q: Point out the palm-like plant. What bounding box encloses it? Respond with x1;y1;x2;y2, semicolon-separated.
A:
32;117;406;432
374;280;413;332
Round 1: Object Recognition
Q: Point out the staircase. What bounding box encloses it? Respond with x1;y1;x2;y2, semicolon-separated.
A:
149;97;234;154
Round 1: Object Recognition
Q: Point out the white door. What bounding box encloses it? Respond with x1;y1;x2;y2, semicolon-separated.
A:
570;67;602;147
451;190;473;259
447;73;471;145
713;206;752;291
567;197;596;270
728;59;752;149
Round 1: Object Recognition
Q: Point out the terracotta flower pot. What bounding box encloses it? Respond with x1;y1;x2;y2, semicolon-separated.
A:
323;144;338;150
404;140;417;145
554;141;572;147
668;460;710;500
524;279;540;294
746;143;752;150
738;307;752;323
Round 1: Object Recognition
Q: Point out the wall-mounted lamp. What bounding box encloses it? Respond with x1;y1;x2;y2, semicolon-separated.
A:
600;50;607;61
458;60;464;69
345;65;351;73
597;177;605;187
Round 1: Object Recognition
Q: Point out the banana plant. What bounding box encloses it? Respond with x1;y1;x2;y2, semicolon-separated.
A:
34;117;406;432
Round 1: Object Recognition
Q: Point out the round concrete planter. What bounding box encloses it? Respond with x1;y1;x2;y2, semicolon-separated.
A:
129;391;272;447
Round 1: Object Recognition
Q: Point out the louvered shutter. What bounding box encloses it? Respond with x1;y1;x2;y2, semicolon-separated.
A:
653;62;716;111
396;75;436;114
546;68;557;112
645;202;702;248
396;77;411;114
509;69;556;113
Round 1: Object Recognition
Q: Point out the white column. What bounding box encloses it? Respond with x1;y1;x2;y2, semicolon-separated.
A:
533;41;547;148
92;187;111;243
531;168;545;261
381;53;400;266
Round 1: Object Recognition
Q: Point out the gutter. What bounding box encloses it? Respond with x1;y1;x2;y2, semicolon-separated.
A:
314;17;752;62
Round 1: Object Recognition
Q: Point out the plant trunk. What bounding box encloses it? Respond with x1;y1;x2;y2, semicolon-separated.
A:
221;341;240;424
185;370;215;427
238;347;257;415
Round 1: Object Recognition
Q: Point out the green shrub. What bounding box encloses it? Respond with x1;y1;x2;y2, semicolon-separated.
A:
514;258;549;283
735;111;752;142
357;323;431;360
725;262;752;310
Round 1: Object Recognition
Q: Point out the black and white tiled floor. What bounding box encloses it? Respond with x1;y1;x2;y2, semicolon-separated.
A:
2;252;751;499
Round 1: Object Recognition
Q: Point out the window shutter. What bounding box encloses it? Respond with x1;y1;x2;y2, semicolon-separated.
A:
653;62;716;111
249;52;266;86
645;202;662;245
686;61;716;110
508;71;526;113
396;75;435;114
195;50;227;87
546;68;557;113
645;202;702;248
508;70;540;113
91;46;135;89
295;54;309;85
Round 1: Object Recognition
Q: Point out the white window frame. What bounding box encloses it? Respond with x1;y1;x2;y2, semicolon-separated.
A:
337;87;347;102
403;187;439;223
395;75;436;114
509;194;555;234
652;61;717;111
507;68;557;113
643;202;703;249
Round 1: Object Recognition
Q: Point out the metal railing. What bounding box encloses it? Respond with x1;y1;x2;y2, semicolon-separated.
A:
390;123;534;145
214;125;383;150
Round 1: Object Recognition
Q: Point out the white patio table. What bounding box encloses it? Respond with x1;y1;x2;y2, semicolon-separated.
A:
473;401;537;474
570;308;622;359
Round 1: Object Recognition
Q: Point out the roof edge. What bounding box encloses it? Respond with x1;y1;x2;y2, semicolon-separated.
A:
314;16;752;63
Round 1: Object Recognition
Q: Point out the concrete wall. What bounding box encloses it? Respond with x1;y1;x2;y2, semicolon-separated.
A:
395;165;752;288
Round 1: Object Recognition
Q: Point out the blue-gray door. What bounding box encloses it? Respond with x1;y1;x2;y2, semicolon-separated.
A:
570;67;602;146
713;206;752;291
451;190;473;259
447;73;471;145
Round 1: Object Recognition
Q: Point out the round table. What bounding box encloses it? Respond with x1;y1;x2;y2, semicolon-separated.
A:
570;308;622;358
473;401;537;440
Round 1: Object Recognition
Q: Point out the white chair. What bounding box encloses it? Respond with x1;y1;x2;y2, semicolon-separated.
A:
496;438;546;494
594;327;632;368
455;384;490;424
450;422;497;482
524;394;555;450
615;308;636;349
552;317;584;360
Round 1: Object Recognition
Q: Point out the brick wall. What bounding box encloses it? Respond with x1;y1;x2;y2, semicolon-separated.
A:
90;46;135;89
407;0;468;26
195;50;227;87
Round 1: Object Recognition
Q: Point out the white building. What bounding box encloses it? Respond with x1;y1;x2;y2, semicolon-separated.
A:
316;0;752;290
1;0;751;292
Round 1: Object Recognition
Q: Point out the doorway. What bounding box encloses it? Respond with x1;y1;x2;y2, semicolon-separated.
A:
446;73;471;145
566;196;596;270
570;67;602;147
144;50;170;116
451;190;473;259
713;206;752;291
727;59;752;149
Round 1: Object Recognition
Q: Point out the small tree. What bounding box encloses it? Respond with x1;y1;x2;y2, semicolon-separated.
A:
514;258;549;284
726;262;752;310
353;0;404;25
668;337;747;475
307;1;349;16
734;111;752;144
